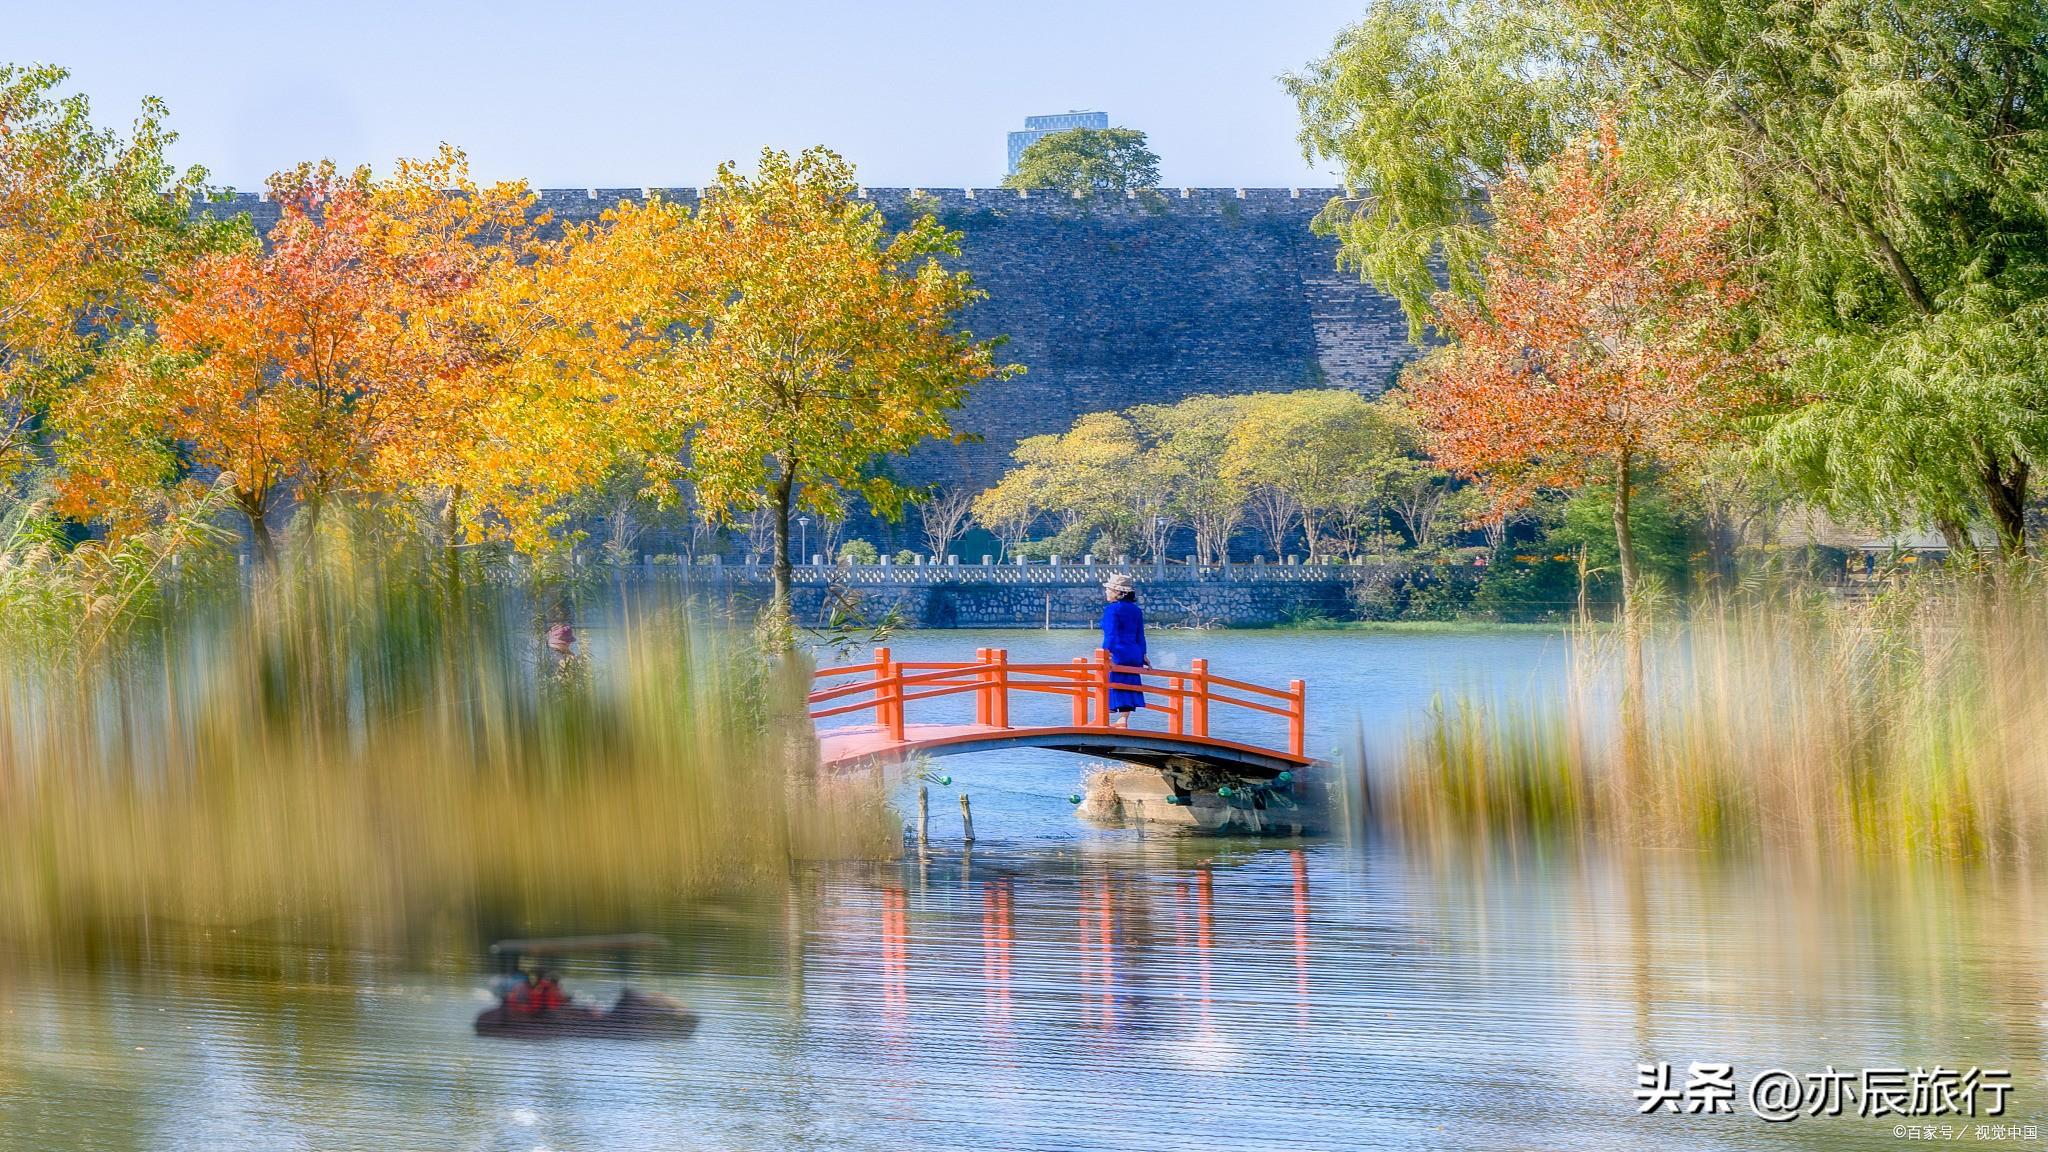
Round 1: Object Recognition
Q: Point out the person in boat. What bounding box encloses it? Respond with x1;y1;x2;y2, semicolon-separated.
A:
1099;574;1148;728
501;971;539;1017
534;971;568;1013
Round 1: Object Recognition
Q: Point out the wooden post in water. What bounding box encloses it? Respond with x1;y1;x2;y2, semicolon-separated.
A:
917;784;929;851
960;793;975;843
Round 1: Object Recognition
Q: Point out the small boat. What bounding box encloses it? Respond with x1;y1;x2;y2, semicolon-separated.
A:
473;932;698;1040
474;986;699;1039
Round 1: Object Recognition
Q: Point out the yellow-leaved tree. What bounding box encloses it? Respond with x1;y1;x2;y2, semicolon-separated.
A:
58;147;542;563
1221;390;1406;561
616;148;1017;632
1;65;233;488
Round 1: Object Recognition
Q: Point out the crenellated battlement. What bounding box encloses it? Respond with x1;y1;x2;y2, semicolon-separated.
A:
205;186;1347;228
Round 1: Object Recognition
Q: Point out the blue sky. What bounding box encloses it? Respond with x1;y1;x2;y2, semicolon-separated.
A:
6;0;1366;192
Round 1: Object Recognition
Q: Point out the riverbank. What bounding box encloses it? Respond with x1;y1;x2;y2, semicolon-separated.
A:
1274;618;1570;634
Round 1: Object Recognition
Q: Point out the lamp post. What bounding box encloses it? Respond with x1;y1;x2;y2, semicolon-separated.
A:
1154;515;1169;563
797;515;811;565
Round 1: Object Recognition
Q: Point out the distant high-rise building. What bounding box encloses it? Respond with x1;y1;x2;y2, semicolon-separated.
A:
1007;111;1110;174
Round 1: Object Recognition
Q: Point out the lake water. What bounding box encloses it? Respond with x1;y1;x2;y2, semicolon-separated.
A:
3;627;2039;1150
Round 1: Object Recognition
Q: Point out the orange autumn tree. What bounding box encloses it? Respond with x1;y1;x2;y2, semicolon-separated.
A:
352;150;552;554
1406;129;1758;614
61;149;538;562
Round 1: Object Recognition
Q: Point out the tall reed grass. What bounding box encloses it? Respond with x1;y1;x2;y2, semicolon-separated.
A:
1391;574;2048;859
0;529;893;960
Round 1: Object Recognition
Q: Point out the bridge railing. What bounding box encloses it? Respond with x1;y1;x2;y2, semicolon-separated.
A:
808;647;1306;759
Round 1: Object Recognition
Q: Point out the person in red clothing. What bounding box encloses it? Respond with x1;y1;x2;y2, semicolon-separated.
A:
501;972;539;1017
534;972;567;1013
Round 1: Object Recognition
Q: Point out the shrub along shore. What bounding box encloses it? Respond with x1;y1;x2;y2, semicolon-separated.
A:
0;530;894;962
1389;573;2048;860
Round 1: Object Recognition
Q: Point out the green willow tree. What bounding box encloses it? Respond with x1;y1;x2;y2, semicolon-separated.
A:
1619;0;2048;555
1288;0;2048;554
1003;128;1161;198
1282;0;1605;338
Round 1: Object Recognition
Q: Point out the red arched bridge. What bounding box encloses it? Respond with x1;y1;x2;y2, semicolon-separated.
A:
808;648;1310;777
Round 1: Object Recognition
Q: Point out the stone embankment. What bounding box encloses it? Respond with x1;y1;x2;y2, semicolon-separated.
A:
634;555;1391;628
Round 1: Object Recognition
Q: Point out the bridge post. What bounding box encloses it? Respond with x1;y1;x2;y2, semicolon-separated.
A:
1168;671;1184;736
875;647;904;741
973;647;992;726
1189;658;1210;738
1093;648;1113;729
1289;678;1307;758
991;648;1010;728
1070;656;1089;726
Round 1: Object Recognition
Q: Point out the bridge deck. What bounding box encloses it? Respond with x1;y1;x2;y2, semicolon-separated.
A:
817;722;1313;777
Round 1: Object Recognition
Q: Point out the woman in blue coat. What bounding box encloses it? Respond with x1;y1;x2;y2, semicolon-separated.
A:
1100;574;1148;727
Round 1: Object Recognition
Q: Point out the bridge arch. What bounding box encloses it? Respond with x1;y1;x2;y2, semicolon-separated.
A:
808;648;1310;776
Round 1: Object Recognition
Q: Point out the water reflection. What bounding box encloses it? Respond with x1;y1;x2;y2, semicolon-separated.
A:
4;839;2045;1149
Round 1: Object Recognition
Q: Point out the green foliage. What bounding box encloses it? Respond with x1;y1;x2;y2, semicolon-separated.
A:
1346;562;1479;621
1610;0;2048;553
1761;295;2048;550
1003;128;1161;197
1222;391;1413;561
1291;0;2048;550
1551;487;1694;599
836;539;880;565
1011;522;1092;561
1470;553;1581;623
1131;395;1254;563
1470;486;1698;620
974;411;1155;560
1283;0;1607;336
0;478;235;656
